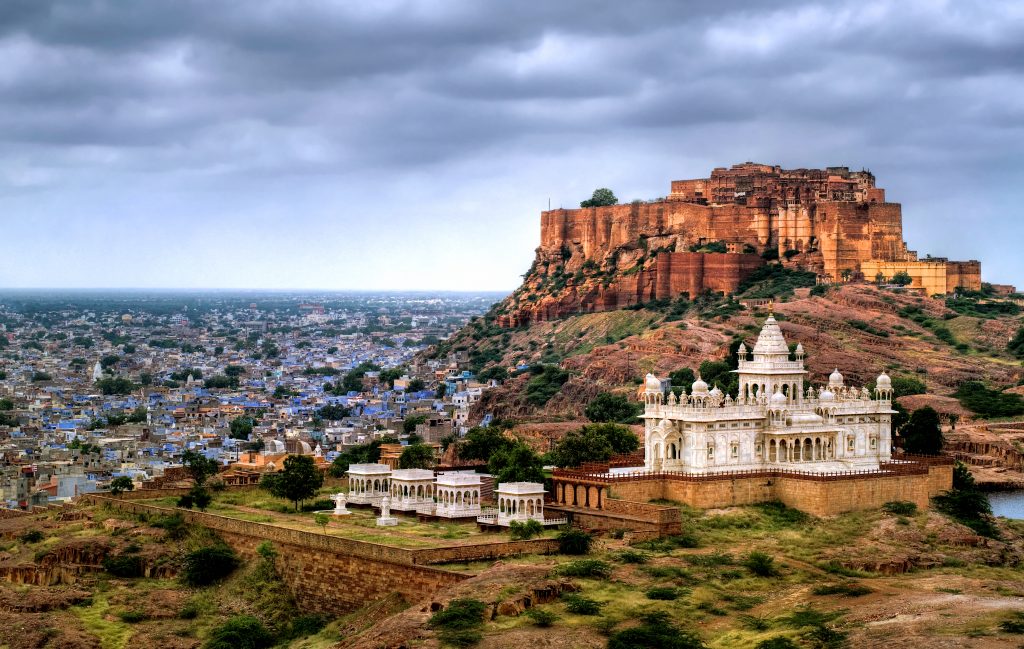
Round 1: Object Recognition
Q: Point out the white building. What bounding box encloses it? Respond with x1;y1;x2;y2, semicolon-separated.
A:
346;463;392;505
642;315;895;474
435;471;482;518
493;482;546;525
389;468;436;512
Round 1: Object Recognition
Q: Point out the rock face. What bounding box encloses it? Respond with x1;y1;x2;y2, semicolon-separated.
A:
498;162;979;326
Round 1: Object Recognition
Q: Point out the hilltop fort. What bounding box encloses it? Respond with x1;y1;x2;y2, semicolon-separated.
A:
499;162;982;326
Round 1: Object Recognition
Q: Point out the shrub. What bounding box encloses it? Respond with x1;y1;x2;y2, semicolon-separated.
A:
557;528;593;555
613;549;650;564
684;552;733;567
882;501;918;516
1000;612;1024;634
742;551;778;577
300;499;334;512
812;583;872;597
607;611;705;649
554;559;613;579
103;554;144;578
562;594;603;615
429;598;486;646
178;601;201;619
524;365;570;406
526;608;558;627
755;638;800;649
19;530;44;544
932;488;998;538
119;610;147;623
285;614;328;639
509;519;544;541
632;532;700;551
203;615;275;649
645;586;679;600
955;381;1024;418
182;545;240;587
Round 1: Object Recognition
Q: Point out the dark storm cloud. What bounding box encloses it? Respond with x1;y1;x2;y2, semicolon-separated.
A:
0;0;1022;289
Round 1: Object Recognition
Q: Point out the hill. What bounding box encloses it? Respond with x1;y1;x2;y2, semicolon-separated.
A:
429;283;1023;423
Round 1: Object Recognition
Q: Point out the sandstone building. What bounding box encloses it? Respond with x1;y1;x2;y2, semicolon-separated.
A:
501;162;981;325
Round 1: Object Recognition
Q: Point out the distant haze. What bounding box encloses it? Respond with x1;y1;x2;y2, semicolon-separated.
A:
1;1;1022;290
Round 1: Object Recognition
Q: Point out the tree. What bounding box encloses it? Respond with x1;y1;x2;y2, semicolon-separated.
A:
228;416;254;440
96;376;135;395
875;272;886;285
460;427;515;462
408;378;426;392
669;368;696;393
403;414;427;436
317;404;350;421
550;424;639;468
891;271;913;286
0;398;13;411
100;354;121;369
109;476;135;496
901;406;943;454
488;443;544;484
328;441;382;477
1008;326;1024;359
584;392;642;424
580;188;618;208
265;455;324;511
398;444;435;469
314;513;330;534
840;268;853;282
182;449;219;486
126;406;147;424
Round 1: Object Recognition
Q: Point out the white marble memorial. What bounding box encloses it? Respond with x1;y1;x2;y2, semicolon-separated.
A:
331;492;350;516
435;471;483;518
389;468;436;512
346;463;391;505
376;495;398;526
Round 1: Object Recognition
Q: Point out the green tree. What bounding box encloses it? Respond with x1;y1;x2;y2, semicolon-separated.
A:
488;443;544;484
0;398;13;411
96;376;135;395
100;354;121;369
901;406;943;454
126;406;147;424
669;367;696;392
182;449;219;486
891;271;913;286
265;455;324;511
109;476;135;496
1008;326;1024;359
550;423;639;468
399;444;435;469
584;392;642;424
403;414;427;435
314;513;330;534
229;416;255;440
459;426;515;462
580;188;618;208
328;441;382;477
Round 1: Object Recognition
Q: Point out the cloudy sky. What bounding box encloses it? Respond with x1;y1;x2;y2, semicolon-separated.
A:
1;0;1022;291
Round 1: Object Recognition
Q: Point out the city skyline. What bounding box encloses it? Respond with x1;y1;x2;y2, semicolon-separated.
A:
2;0;1023;290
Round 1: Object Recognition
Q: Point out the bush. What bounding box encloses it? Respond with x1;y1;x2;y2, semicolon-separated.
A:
119;610;147;623
152;513;187;540
526;608;558;627
584;392;643;424
429;598;486;646
203;615;275;649
882;501;918;516
613;549;650;564
562;594;603;615
19;530;44;544
632;532;700;551
608;611;706;649
103;554;144;578
645;586;679;600
955;381;1024;419
182;545;240;587
755;638;800;649
509;519;544;541
285;614;328;639
812;582;872;597
524;365;570;406
741;551;778;576
1000;611;1024;634
684;552;733;567
178;601;201;619
554;559;612;579
557;528;593;555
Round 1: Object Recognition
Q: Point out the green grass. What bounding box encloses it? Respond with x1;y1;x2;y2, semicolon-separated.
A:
73;595;133;649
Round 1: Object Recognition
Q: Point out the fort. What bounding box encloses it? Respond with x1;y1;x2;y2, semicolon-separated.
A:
500;162;982;325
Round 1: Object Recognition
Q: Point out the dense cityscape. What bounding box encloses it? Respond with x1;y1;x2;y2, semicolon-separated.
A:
0;291;502;508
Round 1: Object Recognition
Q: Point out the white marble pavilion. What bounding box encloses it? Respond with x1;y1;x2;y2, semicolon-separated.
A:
642;315;896;474
434;471;483;518
389;468;436;512
346;463;391;505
